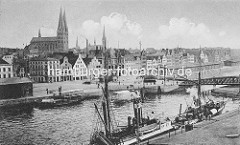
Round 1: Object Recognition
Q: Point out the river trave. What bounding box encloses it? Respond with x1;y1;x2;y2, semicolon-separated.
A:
0;93;239;144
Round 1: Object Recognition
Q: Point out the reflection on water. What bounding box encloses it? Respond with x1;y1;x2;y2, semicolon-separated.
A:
0;94;239;144
0;104;34;120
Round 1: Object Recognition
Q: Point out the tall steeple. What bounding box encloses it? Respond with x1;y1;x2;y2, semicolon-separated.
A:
63;10;68;32
76;36;79;48
103;25;106;39
102;25;107;50
57;7;64;31
38;29;41;37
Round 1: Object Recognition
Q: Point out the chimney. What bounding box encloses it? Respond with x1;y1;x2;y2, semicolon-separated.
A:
86;39;89;56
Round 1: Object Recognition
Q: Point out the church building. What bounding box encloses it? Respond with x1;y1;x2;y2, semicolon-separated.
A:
25;8;68;55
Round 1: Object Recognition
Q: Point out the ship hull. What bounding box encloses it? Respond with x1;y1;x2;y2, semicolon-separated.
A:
36;97;82;109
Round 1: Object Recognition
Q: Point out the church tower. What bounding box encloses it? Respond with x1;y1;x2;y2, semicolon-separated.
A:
102;26;106;50
38;29;41;37
57;8;68;51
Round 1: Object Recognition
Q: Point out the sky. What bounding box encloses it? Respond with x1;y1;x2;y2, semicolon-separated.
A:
1;0;240;49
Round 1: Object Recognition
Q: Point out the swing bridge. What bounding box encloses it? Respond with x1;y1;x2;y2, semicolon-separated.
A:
158;75;240;86
178;76;240;86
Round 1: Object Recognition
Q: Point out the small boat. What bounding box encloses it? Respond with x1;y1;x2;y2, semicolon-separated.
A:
112;90;140;104
37;95;81;109
226;134;240;138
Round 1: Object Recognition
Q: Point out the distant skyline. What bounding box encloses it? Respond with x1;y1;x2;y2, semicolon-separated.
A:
1;0;240;49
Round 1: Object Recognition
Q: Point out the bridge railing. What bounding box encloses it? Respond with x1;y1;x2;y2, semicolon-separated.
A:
179;76;240;86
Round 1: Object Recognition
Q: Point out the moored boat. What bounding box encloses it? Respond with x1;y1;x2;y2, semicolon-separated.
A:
111;90;140;105
90;98;173;145
36;94;82;109
174;72;226;126
89;41;173;145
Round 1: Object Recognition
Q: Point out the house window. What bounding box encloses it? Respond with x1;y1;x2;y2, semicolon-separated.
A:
3;68;6;72
8;74;11;78
8;68;11;72
3;74;6;78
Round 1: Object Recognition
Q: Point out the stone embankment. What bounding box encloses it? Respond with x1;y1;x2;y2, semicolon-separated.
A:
212;86;240;98
148;109;240;145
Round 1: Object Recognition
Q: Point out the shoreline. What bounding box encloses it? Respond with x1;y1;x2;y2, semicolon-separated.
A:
212;86;240;98
148;108;240;145
0;81;183;107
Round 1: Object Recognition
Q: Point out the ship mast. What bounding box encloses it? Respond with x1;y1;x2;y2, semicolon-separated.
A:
102;26;112;138
197;47;202;106
197;71;201;106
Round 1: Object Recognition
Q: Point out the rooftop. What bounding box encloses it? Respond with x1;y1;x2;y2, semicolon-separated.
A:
0;58;9;65
30;57;59;61
82;57;92;66
30;37;57;43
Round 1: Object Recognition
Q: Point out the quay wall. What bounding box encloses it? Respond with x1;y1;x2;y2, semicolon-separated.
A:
0;83;181;107
0;89;102;107
149;108;240;145
211;87;240;98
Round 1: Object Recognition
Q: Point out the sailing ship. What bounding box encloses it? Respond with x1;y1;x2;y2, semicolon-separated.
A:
90;91;173;145
89;42;173;145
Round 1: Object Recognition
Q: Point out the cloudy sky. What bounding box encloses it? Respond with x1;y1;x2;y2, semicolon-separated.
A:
1;0;240;49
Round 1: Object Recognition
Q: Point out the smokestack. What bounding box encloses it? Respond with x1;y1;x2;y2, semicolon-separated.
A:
86;39;89;56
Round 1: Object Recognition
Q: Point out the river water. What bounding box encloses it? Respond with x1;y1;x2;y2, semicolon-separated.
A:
0;92;239;144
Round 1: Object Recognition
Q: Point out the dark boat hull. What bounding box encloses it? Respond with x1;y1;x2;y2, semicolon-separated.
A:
36;98;82;109
174;101;226;125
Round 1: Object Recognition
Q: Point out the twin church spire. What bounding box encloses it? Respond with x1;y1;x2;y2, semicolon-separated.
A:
57;7;68;50
57;7;68;33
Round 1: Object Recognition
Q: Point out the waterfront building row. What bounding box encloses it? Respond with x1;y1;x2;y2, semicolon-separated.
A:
29;52;88;83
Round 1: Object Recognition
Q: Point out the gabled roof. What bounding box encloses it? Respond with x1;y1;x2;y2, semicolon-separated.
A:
115;48;129;56
52;52;79;66
108;49;116;58
30;57;59;61
182;53;188;56
0;58;9;65
185;49;201;57
124;54;135;61
146;55;158;60
82;57;92;66
66;54;79;66
30;37;57;43
140;49;146;56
